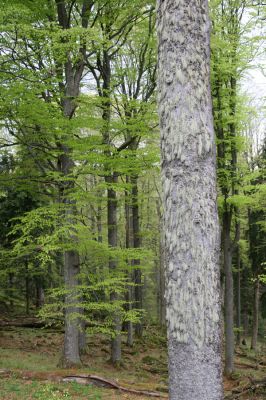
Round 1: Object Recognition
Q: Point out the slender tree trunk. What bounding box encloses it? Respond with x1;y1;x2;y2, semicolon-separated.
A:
159;232;166;327
35;278;45;309
155;198;166;327
236;248;241;346
131;175;142;337
243;309;249;338
223;210;235;375
62;250;81;367
25;261;30;315
242;264;250;339
107;175;122;364
97;204;103;244
8;273;14;310
157;1;223;399
126;287;134;347
251;277;260;350
125;181;134;346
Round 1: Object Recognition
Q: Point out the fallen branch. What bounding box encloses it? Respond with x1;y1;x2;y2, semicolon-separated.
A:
62;374;168;398
225;380;266;399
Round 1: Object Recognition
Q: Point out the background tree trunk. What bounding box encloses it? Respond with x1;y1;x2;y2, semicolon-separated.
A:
131;175;142;337
236;247;241;346
107;176;122;364
157;1;223;399
251;277;260;350
223;210;235;375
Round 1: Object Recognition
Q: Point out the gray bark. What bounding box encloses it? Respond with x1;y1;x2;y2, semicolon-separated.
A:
62;250;81;367
157;1;223;399
55;0;92;368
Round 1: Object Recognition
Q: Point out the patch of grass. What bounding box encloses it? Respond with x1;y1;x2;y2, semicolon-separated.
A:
0;378;102;400
0;348;58;372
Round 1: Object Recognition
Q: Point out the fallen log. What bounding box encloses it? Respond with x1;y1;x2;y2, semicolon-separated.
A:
62;374;168;398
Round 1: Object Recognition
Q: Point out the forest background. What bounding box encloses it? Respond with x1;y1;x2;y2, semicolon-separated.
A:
0;0;265;394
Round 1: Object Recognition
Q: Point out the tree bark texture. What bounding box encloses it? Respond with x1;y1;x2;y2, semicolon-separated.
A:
157;1;223;399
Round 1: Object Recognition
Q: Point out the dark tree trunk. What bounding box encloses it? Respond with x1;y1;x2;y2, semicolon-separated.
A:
236;247;241;346
125;182;134;346
251;277;260;350
35;278;45;309
223;210;235;376
25;261;30;315
107;176;122;364
131;175;142;337
8;273;14;310
159;233;166;327
97;204;103;244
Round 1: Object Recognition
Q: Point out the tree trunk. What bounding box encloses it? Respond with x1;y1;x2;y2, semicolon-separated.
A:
35;278;45;309
251;277;260;351
159;232;166;327
131;175;142;337
55;0;92;368
78;307;87;355
62;250;81;367
157;1;223;399
25;261;30;315
236;248;241;346
8;273;14;310
125;182;134;346
223;210;235;375
107;175;122;364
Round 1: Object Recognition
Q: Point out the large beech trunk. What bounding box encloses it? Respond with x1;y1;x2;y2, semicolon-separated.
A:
55;0;92;368
157;1;223;399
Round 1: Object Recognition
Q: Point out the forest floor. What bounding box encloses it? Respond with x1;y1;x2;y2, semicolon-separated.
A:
0;316;265;399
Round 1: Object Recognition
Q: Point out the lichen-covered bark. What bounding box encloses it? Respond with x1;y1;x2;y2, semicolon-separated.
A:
157;1;223;399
